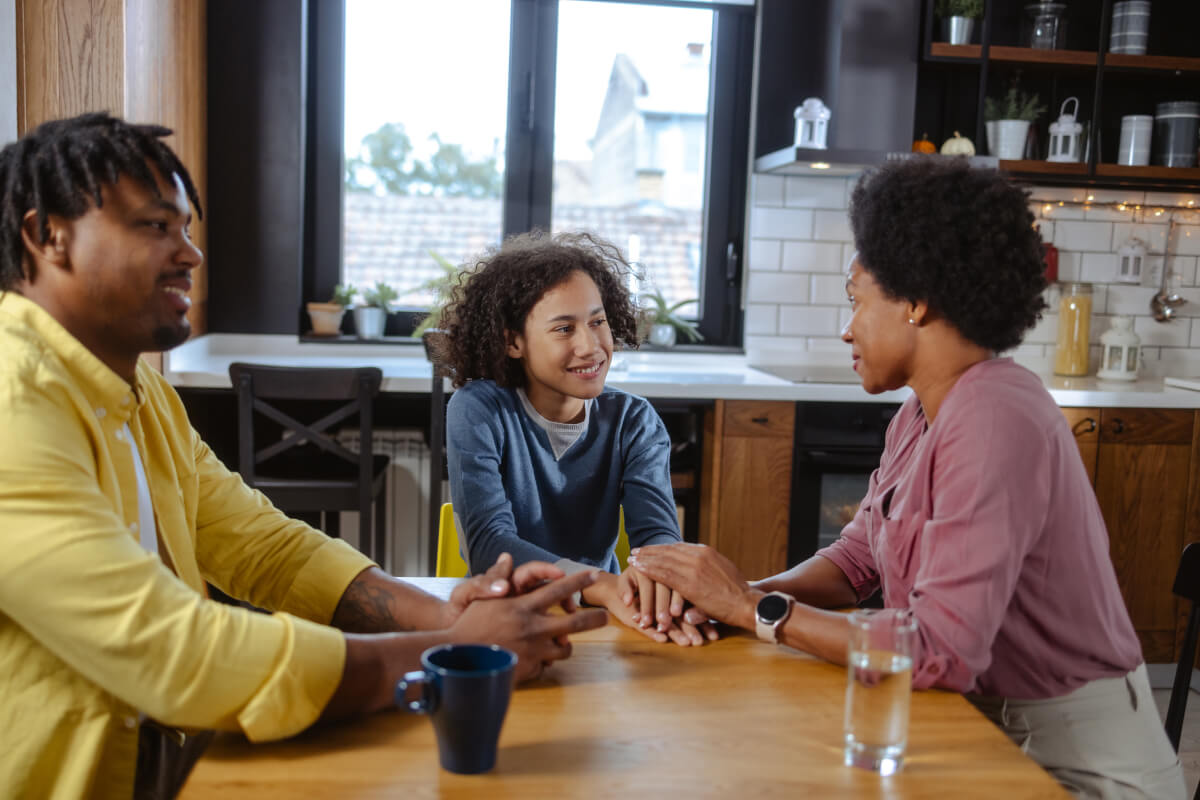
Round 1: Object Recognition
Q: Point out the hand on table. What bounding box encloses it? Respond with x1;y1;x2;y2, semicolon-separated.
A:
628;543;759;632
449;569;608;682
441;553;574;629
617;566;717;645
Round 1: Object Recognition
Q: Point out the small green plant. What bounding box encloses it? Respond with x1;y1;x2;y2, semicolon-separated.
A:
936;0;984;19
360;281;399;309
641;290;703;343
985;87;1046;122
411;250;463;338
329;283;356;306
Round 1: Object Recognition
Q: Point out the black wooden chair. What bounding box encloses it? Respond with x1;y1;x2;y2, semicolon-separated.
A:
229;363;388;563
422;330;453;576
1165;542;1200;776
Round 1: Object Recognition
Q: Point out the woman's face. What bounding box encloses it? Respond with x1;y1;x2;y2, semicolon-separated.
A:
841;256;916;394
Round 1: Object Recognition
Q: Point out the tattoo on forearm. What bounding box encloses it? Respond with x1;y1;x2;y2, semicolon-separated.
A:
331;576;406;633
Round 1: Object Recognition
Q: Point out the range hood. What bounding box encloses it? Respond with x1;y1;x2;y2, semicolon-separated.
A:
752;0;922;177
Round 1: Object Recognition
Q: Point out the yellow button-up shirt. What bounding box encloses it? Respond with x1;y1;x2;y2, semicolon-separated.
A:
0;293;376;799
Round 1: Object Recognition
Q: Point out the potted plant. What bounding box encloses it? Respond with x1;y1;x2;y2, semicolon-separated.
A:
306;284;356;336
411;250;463;338
936;0;984;45
985;86;1046;160
641;290;702;348
353;280;399;340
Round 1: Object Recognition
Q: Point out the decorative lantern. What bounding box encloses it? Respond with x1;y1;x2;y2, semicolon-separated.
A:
1097;315;1141;381
793;98;831;150
1116;235;1147;283
1047;97;1084;162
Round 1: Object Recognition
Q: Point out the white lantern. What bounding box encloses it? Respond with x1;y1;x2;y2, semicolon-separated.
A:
1097;315;1141;381
793;98;831;150
1047;97;1083;163
1115;235;1147;283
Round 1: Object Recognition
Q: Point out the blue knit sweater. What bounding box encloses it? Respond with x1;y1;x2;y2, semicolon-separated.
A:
446;380;681;573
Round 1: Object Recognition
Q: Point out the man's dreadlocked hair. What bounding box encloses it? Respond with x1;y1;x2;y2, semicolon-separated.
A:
0;112;203;290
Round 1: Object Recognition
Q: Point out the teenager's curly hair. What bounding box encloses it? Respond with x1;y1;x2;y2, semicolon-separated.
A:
437;230;642;389
848;157;1047;353
0;112;202;290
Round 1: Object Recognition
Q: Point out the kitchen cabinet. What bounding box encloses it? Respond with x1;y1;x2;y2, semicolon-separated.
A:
1063;407;1198;663
699;400;794;579
918;0;1200;189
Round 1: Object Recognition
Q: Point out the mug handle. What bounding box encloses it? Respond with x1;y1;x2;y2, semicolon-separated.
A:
395;670;437;714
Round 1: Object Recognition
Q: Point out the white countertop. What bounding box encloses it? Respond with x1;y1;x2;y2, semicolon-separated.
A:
163;334;1200;409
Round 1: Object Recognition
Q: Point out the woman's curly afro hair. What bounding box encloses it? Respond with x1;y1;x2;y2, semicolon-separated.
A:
848;157;1047;353
437;230;642;389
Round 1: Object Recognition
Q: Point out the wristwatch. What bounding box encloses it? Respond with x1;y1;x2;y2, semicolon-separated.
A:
754;591;794;643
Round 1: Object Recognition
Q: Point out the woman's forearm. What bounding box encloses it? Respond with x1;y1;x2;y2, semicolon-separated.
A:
752;554;858;609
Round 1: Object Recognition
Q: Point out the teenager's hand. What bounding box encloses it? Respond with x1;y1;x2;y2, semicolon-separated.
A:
448;570;608;681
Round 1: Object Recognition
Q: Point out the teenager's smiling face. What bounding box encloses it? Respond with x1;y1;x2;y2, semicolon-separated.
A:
507;270;613;423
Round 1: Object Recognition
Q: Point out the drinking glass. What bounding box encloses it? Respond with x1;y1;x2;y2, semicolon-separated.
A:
843;609;917;776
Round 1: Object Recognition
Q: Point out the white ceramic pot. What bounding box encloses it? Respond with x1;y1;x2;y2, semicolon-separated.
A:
940;16;975;45
353;306;388;340
649;323;677;348
306;302;345;336
993;119;1031;160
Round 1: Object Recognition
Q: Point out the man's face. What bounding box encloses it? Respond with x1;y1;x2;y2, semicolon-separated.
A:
23;168;202;379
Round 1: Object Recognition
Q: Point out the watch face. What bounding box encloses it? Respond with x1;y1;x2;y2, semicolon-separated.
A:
757;593;789;623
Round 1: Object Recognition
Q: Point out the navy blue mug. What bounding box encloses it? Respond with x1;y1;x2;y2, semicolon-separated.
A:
394;643;517;774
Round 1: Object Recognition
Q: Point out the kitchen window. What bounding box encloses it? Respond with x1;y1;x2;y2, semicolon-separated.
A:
307;0;754;345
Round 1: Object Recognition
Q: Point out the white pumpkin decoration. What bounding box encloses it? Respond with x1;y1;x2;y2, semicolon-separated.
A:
940;131;976;156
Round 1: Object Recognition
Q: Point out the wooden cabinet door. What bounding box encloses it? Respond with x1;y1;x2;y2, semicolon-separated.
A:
1096;408;1195;662
699;400;793;580
1061;407;1100;486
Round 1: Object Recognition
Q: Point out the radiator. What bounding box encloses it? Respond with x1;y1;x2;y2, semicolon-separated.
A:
336;429;442;576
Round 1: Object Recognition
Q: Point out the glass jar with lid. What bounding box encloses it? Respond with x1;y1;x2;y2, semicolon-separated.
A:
1053;282;1093;376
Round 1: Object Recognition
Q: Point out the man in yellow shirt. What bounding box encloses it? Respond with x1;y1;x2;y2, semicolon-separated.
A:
0;112;608;799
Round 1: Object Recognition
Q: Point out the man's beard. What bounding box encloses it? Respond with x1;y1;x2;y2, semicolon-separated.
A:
151;319;191;352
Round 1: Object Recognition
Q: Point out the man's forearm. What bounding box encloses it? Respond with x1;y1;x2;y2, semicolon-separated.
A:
322;630;451;719
331;567;447;633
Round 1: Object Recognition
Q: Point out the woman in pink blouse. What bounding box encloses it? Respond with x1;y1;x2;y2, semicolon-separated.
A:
630;158;1183;798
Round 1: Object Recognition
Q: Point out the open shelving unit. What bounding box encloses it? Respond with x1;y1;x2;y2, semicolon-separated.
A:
917;0;1200;189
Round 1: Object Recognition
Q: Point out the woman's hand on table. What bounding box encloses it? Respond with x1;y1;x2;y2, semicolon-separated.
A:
628;543;760;631
449;569;609;682
618;566;717;645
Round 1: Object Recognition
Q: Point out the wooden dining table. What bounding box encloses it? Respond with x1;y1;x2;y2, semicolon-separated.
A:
181;578;1067;799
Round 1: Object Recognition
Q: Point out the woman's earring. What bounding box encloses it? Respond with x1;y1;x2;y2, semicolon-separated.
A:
907;318;916;325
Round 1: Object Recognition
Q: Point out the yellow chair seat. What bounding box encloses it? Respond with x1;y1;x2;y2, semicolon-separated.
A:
436;503;630;578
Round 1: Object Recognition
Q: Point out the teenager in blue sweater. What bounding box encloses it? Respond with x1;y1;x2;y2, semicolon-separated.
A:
438;231;712;646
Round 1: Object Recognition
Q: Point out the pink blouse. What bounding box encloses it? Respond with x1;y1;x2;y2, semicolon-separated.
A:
820;358;1142;699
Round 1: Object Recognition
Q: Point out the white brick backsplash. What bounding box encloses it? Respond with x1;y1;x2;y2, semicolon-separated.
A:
1008;343;1048;359
745;335;808;364
1054;220;1114;251
1144;191;1200;208
841;242;857;268
1039;202;1086;221
1089;314;1112;344
811;273;849;305
782;241;844;273
808;337;849;353
748;239;782;272
747;271;809;304
745;303;778;335
779;305;840;336
1029;187;1097;203
1055;250;1082;281
1176;226;1200;256
1193;322;1200;348
1176;256;1198;286
1134;315;1193;347
753;175;785;207
750;207;813;240
813;210;853;242
1036;220;1055;242
1105;284;1157;315
1025;313;1058;345
785;176;851;209
1085;204;1143;222
1079;252;1118;283
1113;222;1169;252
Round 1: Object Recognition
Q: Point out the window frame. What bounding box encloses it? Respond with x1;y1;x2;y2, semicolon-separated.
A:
307;0;753;347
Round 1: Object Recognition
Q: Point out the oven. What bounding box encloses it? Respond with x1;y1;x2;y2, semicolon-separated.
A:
788;401;900;565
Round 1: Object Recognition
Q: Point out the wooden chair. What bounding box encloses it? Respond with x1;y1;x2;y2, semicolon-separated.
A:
1166;543;1200;764
229;363;388;562
436;502;630;578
